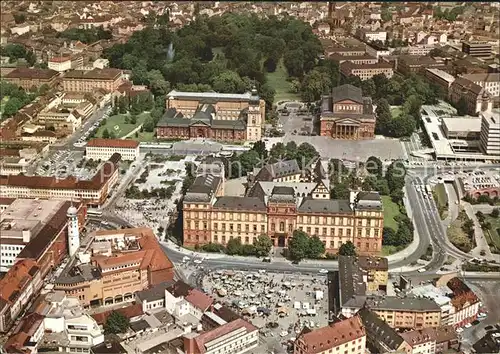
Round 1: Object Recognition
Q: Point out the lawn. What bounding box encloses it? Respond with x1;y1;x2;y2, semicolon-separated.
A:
390;106;402;119
485;215;500;253
447;210;474;253
434;183;448;208
96;113;151;139
382;196;400;231
266;59;301;103
126;131;155;142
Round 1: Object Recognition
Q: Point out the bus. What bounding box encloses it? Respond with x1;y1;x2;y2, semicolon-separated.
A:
425;185;432;195
87;208;103;218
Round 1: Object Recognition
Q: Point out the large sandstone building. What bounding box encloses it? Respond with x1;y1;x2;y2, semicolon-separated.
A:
182;158;384;256
156;89;264;142
320;84;376;140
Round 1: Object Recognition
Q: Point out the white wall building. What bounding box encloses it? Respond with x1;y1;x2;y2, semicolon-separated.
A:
48;57;72;72
85;138;140;161
480;110;500;155
461;73;500;100
43;292;104;353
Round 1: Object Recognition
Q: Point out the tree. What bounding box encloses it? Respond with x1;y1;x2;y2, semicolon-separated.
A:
2;97;23;117
338;241;357;256
269;142;287;160
296;142;319;169
456;97;468;116
288;230;310;261
104;311;130;334
375;98;391;135
307;236;325;259
382;227;397;246
253;234;273;257
211;70;246;93
300;68;332;102
147;69;170;96
251;140;268;160
491;208;499;218
143;116;155;132
226;237;242;255
366;156;383;178
102;128;110;139
330;182;350;199
386;160;406;193
129;114;137;125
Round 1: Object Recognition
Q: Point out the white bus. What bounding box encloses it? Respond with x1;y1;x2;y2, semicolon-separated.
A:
425;185;433;195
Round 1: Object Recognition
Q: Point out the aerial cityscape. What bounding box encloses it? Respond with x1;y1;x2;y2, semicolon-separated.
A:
0;1;499;354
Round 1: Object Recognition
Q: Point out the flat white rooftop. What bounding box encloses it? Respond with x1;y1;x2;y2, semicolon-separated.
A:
167;90;253;100
442;117;482;133
426;68;456;83
421;105;498;161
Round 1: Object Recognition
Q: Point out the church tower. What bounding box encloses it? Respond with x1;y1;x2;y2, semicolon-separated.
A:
67;205;80;257
246;87;262;142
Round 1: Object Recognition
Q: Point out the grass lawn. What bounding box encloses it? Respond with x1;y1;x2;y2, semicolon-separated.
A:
485;215;500;253
126;131;156;142
96;113;150;139
381;245;398;256
447;210;474;252
382;196;400;231
434;183;448;208
0;96;9;114
390;106;402;119
266;59;301;103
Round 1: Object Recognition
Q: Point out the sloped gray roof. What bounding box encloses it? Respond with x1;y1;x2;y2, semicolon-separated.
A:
358;307;405;351
298;198;352;214
213;196;266;211
331;84;363;104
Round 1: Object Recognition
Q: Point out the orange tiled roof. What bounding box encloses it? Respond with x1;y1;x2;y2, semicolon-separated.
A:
87;138;139;149
0;259;39;305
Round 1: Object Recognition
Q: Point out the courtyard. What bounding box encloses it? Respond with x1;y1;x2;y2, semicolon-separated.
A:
95;112;152;140
202;270;329;352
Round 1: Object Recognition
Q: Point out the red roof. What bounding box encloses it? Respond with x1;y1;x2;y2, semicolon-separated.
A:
190;319;257;354
296;316;365;353
87;138;139;149
91;303;143;325
49;56;71;63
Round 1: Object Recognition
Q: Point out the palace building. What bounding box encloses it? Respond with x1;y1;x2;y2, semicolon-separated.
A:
320;84;376;140
156;89;264;142
182;158;384;256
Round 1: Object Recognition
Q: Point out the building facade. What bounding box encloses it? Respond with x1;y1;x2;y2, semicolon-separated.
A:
3;68;59;90
0;153;121;207
449;77;493;116
320;84;376;140
48;56;72;72
183;160;384;256
85;138;140;161
480;111;500;155
54;228;174;307
294;316;366;354
156;89;264;142
340;62;394;80
461;73;500;105
462;41;492;58
62;68;123;92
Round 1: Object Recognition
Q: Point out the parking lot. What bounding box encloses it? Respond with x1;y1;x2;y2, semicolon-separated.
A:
113;156;194;236
202;270;329;351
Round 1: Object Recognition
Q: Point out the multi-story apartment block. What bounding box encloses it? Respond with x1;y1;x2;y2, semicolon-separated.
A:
324;46;367;58
449;77;493;116
425;68;456;94
3;312;45;353
329;54;378;65
294;316;366;354
461;73;500;105
54;228;174;307
340;62;394;80
320;84;376;140
0;260;44;333
48;56;72;72
367;297;442;330
480;111;500;155
183;159;384;255
0;199;79;272
156;89;264;142
462;41;492;58
85;138;140;161
62;68;123;92
398;56;446;76
3;68;59;90
0;153;121;207
356;256;388;292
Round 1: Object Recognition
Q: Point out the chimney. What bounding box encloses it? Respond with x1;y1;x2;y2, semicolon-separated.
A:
22;229;31;243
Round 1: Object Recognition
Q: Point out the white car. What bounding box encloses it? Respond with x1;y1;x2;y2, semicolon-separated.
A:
193;259;203;264
417;268;426;273
182;256;190;263
456;328;464;334
464;323;472;329
318;269;328;274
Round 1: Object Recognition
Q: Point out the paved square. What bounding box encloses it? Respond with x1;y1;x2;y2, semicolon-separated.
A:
282;135;406;161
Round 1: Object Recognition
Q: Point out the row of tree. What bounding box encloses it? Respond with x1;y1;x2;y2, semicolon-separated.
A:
57;26;112;44
103;13;323;110
0;43;36;66
0;81;45;119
